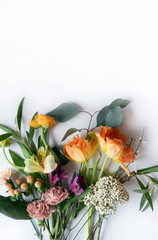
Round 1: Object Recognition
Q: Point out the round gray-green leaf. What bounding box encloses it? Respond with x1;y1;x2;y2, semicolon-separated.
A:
106;106;123;128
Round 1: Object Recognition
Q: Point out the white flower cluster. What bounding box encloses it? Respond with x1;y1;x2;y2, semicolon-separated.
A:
84;176;129;215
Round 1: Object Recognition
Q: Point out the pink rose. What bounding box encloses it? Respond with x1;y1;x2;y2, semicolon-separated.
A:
43;186;69;205
0;168;15;185
27;200;55;220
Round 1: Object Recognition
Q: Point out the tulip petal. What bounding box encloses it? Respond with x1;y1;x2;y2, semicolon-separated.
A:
43;155;57;173
122;146;135;163
29;120;39;128
106;137;124;160
95;132;106;152
120;163;130;176
24;158;43;173
65;146;86;162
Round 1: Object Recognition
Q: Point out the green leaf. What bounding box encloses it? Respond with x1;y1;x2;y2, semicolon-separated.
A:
9;150;27;176
96;98;129;127
38;136;43;148
136;177;153;211
0;133;12;141
133;189;151;193
61;128;81;141
142;190;154;212
109;98;130;109
26;132;37;155
0;195;30;220
16;97;25;132
28;112;38;147
97;108;110;126
139;183;149;211
52;145;69;165
106;106;123;128
47;103;80;122
137;166;158;174
62;187;90;212
0;124;22;142
148;176;158;187
18;142;32;158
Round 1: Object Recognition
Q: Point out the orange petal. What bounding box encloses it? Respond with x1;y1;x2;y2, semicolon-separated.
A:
95;132;107;152
120;163;130;176
122;146;135;163
65;146;86;162
106;137;124;160
29;120;39;128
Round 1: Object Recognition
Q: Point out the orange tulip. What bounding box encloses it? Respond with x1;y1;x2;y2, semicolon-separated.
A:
29;114;56;129
95;126;135;176
63;135;98;162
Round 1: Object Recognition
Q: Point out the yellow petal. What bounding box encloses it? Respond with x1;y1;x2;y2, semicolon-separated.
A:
43;155;57;173
65;146;86;162
95;132;106;152
24;158;43;173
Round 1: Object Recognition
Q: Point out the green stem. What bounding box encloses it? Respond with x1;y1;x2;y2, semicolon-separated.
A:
85;161;91;185
92;151;102;184
98;156;109;179
97;217;103;240
44;220;53;239
54;213;60;240
30;219;40;239
79;162;85;176
3;145;25;170
87;206;92;239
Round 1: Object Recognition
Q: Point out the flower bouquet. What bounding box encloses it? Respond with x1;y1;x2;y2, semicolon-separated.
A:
0;98;157;240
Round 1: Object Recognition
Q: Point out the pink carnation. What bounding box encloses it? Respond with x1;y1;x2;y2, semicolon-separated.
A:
43;186;69;205
27;200;55;220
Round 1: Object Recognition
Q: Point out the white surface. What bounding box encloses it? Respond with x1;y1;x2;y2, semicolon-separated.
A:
0;1;158;240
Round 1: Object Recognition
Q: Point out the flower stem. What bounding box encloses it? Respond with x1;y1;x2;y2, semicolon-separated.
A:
2;145;25;170
97;217;103;240
98;156;109;179
85;161;91;185
30;219;40;239
44;220;53;239
92;151;102;184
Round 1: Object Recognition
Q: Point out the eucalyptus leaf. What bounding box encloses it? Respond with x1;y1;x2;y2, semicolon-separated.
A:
47;103;80;122
109;98;130;109
52;145;69;165
0;195;30;220
106;106;123;128
62;128;80;141
96;108;110;126
16;97;25;132
0;133;12;141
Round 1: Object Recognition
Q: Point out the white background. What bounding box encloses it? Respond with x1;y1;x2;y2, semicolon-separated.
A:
0;1;158;240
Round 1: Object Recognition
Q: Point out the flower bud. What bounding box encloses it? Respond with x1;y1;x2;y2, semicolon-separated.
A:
14;189;20;195
0;139;12;148
20;183;28;191
36;178;43;182
27;175;34;184
34;181;42;189
8;189;15;197
15;178;21;185
6;183;12;190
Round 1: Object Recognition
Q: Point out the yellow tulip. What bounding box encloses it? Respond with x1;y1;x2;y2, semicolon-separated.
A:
29;114;56;129
24;147;57;174
63;135;98;163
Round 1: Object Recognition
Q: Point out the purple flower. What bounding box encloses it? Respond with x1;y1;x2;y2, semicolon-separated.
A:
49;165;68;186
70;172;86;196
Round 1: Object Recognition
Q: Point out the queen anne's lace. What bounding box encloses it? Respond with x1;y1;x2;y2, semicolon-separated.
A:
84;176;129;215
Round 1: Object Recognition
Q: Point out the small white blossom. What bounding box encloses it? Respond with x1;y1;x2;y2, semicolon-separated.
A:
83;176;129;215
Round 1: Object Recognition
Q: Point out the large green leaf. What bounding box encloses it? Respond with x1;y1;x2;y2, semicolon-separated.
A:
47;103;80;122
52;145;69;165
16;97;25;132
0;196;30;220
106;106;122;128
0;133;12;141
96;98;129;127
0;124;21;142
